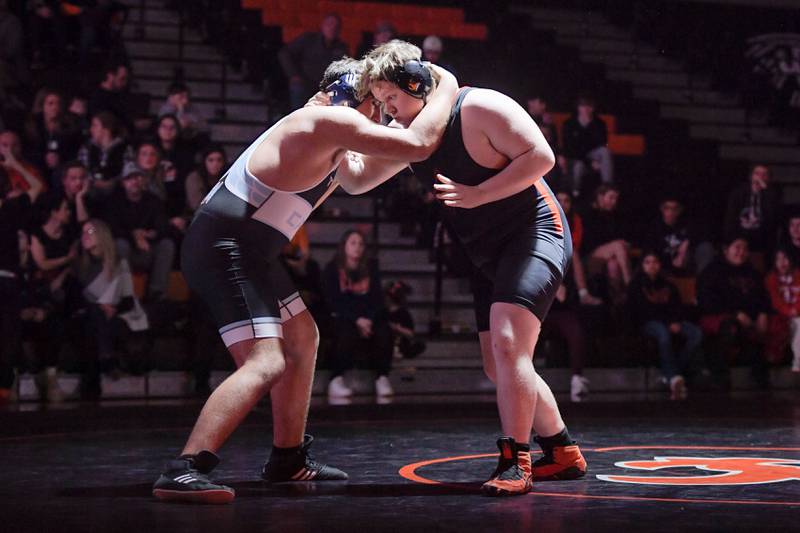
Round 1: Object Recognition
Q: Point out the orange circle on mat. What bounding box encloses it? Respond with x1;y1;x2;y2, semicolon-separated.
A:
398;446;800;506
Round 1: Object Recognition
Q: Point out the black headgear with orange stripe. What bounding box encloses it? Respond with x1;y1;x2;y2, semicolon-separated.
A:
387;60;432;99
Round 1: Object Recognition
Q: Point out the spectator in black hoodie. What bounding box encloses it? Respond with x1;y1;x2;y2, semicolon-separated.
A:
561;96;613;196
628;251;702;399
104;163;175;301
697;236;771;386
322;229;394;399
723;164;781;256
582;184;632;305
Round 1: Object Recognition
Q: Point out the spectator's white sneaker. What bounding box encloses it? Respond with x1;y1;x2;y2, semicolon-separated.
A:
670;375;688;400
570;375;589;402
327;376;353;398
375;375;394;397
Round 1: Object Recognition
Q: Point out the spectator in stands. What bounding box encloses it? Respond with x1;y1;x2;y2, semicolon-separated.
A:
77;111;128;192
89;60;131;126
643;196;712;276
24;88;82;182
697;236;771;387
628;251;703;400
323;229;394;398
541;272;591;402
781;209;800;265
555;190;601;305
28;0;68;68
421;35;455;75
278;13;349;110
561;96;613;196
383;280;425;360
67;93;90;139
0;130;47;194
30;192;78;402
529;96;566;186
582;184;632;299
27;191;82;401
356;20;396;59
764;248;800;372
158;82;208;142
723;164;781;258
154;114;195;217
132;141;166;201
76;218;148;399
59;161;93;237
0;160;43;404
0;0;30;104
78;2;128;64
104;164;175;302
185;144;226;214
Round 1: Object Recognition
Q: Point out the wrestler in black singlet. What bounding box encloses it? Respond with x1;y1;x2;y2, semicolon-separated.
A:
412;88;573;330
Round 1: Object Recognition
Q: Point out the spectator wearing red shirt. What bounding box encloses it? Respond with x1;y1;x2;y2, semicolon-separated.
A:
764;248;800;371
0;130;47;194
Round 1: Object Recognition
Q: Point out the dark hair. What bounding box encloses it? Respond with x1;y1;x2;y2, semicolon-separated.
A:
593;183;619;201
723;234;750;248
319;56;363;90
576;95;596;107
640;249;662;264
61;160;87;175
101;59;127;77
335;229;370;280
199;144;227;180
748;164;771;184
92;111;119;137
167;81;189;96
136;138;162;154
157;113;182;138
36;190;67;224
773;247;795;269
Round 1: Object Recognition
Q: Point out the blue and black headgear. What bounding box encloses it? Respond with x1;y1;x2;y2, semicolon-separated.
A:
387;60;433;99
325;71;363;108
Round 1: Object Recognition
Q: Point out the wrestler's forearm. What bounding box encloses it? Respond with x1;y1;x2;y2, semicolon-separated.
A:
337;152;407;195
403;66;457;161
474;147;555;204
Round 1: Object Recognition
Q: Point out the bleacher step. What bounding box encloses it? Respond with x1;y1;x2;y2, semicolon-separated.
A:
719;144;800;164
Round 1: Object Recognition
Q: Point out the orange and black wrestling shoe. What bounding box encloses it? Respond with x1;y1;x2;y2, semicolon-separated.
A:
481;437;533;497
532;439;587;481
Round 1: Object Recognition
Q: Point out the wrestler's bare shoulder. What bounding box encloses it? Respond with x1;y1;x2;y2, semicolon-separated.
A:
460;88;523;117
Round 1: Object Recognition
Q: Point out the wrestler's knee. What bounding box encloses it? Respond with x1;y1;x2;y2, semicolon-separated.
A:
243;341;287;389
491;330;522;364
283;312;319;363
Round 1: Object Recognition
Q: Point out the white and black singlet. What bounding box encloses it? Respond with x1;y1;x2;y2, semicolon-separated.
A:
181;121;337;346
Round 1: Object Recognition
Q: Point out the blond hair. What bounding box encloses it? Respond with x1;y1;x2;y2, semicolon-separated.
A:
81;219;120;280
357;39;438;101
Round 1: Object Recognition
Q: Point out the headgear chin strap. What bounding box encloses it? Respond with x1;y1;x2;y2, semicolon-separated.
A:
325;72;363;108
387;60;432;99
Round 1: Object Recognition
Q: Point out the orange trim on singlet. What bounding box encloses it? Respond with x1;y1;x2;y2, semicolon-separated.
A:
534;180;564;234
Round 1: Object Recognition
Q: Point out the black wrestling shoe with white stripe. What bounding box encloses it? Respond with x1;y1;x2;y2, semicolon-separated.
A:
152;450;235;504
261;434;348;482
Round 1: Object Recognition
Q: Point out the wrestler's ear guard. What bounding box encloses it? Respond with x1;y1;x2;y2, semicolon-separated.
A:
324;72;364;108
387;60;433;99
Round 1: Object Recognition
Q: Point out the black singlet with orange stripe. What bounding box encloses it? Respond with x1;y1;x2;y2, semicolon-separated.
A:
411;87;570;273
